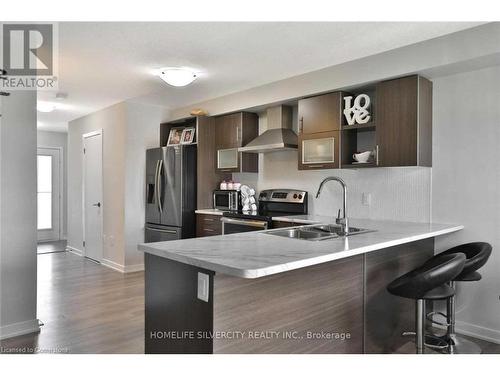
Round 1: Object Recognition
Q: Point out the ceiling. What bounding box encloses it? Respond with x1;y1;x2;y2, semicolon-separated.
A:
37;22;483;132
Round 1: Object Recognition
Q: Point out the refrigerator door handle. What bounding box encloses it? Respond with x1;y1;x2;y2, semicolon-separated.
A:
146;226;177;234
157;159;164;214
154;160;160;209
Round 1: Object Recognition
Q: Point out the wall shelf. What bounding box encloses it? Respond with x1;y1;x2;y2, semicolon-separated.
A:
342;162;376;169
341;122;376;131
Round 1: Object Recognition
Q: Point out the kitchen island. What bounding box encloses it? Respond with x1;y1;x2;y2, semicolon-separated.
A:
139;217;463;354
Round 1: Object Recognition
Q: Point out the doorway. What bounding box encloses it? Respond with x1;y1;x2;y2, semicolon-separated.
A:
83;130;103;262
37;147;62;242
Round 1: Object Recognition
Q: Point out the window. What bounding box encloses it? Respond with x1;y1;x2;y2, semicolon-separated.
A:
37;155;52;230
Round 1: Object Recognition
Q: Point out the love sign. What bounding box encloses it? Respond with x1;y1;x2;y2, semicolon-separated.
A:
343;94;371;125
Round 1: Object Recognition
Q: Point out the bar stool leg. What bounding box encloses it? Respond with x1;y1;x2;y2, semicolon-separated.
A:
416;299;425;354
445;281;482;354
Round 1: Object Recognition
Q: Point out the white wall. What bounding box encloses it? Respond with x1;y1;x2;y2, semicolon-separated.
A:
432;65;500;343
124;102;167;267
37;130;68;238
170;23;500;120
68;102;127;266
67;101;168;272
0;91;39;339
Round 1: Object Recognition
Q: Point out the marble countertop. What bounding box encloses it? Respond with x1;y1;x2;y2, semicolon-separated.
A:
139;217;463;279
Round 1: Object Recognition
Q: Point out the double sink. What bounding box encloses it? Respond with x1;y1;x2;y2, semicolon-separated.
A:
265;224;373;241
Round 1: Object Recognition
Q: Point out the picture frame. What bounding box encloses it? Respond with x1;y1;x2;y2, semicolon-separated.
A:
167;127;184;146
180;127;196;145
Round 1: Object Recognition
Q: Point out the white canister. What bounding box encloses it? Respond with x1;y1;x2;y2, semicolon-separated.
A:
227;181;234;190
233;182;241;191
220;181;227;190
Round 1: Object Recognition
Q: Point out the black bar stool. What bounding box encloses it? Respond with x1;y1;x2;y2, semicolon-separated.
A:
428;242;492;354
387;253;466;354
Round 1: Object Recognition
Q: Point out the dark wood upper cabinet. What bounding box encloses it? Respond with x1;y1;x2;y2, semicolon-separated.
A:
196;213;222;237
298;92;343;134
375;75;432;167
196;116;231;209
214;112;259;173
298;131;340;170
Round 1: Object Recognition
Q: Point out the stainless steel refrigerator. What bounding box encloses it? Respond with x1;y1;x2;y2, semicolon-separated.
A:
145;146;197;242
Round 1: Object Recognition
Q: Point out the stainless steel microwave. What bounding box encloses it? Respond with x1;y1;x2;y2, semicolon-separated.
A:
213;190;241;211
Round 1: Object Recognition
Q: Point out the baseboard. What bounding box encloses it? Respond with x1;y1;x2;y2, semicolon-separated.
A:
455;320;500;344
0;319;41;340
124;263;145;273
66;245;83;256
101;258;144;273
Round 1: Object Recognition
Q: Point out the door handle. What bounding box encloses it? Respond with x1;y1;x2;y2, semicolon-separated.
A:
93;202;101;208
157;159;164;214
146;227;177;234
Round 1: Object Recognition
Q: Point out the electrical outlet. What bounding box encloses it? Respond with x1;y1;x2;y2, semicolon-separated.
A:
197;273;209;302
362;192;372;206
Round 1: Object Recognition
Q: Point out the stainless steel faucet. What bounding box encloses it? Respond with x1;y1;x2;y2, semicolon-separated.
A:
315;176;349;234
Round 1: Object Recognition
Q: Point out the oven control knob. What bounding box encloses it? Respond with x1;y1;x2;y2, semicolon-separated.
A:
298;194;303;200
293;194;298;199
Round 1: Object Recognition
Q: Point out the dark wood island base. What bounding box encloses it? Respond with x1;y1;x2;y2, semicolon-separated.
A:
145;239;433;354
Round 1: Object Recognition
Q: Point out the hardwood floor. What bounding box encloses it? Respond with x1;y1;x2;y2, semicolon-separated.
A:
0;251;498;354
0;252;144;354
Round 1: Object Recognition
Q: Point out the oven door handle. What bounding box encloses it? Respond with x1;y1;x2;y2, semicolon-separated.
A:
221;217;268;228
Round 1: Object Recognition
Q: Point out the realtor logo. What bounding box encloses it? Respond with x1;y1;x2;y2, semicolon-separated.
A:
1;23;58;90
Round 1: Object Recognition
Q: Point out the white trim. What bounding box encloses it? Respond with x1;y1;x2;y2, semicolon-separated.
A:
455;320;500;345
82;129;103;138
82;129;103;261
37;146;63;241
67;247;143;273
124;263;145;273
101;258;144;273
66;245;83;256
0;319;41;340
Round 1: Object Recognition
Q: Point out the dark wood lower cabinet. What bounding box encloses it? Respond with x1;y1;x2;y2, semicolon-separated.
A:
196;214;222;237
145;239;434;354
271;220;302;229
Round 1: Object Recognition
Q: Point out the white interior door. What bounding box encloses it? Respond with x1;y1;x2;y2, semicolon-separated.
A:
83;131;103;262
37;147;61;242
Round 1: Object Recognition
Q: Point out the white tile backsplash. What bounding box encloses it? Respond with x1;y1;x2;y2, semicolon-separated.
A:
234;150;431;222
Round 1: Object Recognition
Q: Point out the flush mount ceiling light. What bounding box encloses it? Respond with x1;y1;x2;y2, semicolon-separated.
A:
157;68;197;87
37;101;58;113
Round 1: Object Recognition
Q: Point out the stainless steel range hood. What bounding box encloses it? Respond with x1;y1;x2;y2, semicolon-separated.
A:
238;105;297;153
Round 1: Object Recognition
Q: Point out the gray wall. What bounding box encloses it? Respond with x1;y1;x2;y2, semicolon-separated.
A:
37;130;68;238
0;91;39;339
432;65;500;343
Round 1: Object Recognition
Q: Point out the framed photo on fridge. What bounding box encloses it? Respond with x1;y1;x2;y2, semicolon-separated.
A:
180;127;196;145
167;127;184;146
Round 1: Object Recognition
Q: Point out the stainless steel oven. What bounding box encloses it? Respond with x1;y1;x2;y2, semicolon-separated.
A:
213;190;241;211
221;217;268;235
